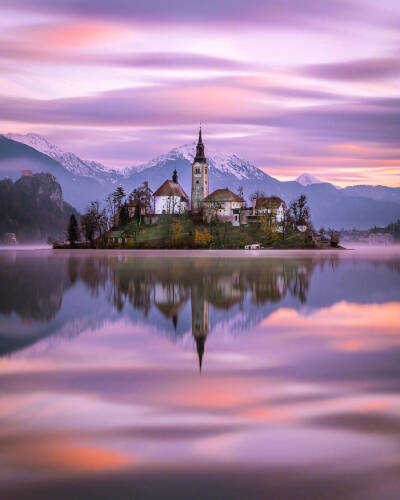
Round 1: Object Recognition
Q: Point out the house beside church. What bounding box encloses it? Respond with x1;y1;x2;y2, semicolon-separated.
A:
248;196;286;229
203;188;245;224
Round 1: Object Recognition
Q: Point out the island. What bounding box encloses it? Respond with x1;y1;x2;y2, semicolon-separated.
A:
54;129;341;250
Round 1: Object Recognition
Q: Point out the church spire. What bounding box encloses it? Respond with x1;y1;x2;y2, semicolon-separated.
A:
198;126;203;145
194;126;206;163
196;335;205;373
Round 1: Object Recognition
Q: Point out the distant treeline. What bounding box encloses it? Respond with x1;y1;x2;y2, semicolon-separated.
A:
370;220;400;240
0;173;78;242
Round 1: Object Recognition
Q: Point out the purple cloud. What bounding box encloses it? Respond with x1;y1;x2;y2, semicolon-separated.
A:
0;0;375;29
1;82;398;146
302;57;400;81
0;41;256;71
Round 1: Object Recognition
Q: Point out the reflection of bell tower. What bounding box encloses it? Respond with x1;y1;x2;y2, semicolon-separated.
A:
191;286;209;372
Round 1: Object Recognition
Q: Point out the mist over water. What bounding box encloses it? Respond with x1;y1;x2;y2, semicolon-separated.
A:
1;248;400;499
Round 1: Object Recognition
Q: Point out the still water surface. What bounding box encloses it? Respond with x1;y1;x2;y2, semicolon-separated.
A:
1;248;400;499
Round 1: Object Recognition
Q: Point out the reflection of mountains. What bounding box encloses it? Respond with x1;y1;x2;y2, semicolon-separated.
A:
1;253;400;359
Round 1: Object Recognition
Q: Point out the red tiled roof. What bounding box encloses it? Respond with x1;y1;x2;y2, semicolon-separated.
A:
153;180;189;200
255;196;285;210
203;188;244;203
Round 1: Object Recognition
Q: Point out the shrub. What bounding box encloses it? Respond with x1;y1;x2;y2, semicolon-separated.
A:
194;228;212;248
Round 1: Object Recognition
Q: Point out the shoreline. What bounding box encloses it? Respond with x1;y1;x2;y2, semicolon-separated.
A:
52;244;345;251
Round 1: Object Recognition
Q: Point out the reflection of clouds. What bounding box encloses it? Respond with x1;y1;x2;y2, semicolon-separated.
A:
261;302;400;352
4;441;134;474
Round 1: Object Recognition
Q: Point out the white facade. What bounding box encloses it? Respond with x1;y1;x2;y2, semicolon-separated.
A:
154;195;188;215
257;202;285;223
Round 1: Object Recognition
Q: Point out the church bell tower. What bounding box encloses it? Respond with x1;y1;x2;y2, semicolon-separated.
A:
191;127;209;213
191;285;209;372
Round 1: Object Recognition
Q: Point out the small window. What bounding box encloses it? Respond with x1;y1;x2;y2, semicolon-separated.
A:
196;180;199;184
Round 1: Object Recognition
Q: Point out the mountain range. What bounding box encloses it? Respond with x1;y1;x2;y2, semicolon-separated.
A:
1;133;399;228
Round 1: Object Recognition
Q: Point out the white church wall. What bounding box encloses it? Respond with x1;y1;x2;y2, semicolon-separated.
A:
154;195;188;214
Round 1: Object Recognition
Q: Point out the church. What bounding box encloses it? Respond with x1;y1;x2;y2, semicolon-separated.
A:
153;127;245;219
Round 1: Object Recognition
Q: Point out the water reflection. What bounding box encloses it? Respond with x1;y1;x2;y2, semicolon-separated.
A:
1;249;400;500
1;251;400;366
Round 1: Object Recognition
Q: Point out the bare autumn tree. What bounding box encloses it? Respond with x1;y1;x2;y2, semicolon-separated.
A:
289;194;310;226
105;193;117;226
130;181;153;211
251;190;265;200
237;185;244;198
204;200;222;222
81;201;108;246
280;208;293;241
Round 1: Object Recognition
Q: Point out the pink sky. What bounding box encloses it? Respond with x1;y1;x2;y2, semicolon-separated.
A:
0;0;399;186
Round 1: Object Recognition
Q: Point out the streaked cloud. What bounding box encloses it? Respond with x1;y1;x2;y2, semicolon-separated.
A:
302;57;400;81
0;0;399;185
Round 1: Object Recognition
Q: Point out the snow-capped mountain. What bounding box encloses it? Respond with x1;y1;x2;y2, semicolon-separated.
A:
2;133;399;228
295;173;323;186
122;143;277;207
5;133;121;184
128;142;269;181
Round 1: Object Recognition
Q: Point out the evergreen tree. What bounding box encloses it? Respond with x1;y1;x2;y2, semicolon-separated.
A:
119;202;130;227
67;214;79;247
112;186;126;208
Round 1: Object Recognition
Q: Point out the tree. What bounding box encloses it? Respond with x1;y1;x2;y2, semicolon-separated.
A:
166;195;178;214
113;186;126;209
281;208;293;241
80;201;108;246
172;221;184;243
106;186;126;228
130;181;153;211
259;213;279;246
67;214;79;247
289;194;310;226
105;193;117;227
81;212;96;245
194;228;212;248
251;190;265;201
119;202;130;227
237;185;244;199
328;228;340;247
204;200;222;222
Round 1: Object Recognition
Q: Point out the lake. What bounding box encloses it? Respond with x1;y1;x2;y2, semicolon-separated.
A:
1;247;400;499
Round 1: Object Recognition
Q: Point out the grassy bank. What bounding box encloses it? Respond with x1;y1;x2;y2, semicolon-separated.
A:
55;215;318;249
